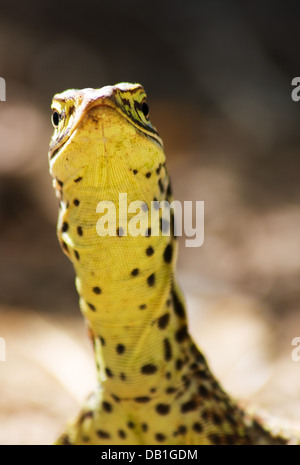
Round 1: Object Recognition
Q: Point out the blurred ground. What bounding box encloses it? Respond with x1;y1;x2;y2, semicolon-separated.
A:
0;1;300;444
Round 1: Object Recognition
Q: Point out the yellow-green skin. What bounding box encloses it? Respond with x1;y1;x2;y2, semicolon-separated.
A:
49;83;291;445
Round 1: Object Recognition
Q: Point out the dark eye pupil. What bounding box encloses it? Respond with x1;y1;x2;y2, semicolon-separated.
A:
141;101;149;118
52;111;60;127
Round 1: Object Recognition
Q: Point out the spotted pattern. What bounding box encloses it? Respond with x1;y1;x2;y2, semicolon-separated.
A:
93;286;101;294
147;273;155;286
157;313;170;329
61;222;69;232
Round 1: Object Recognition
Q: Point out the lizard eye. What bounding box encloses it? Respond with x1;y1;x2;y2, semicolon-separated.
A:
52;111;61;128
141;100;149;120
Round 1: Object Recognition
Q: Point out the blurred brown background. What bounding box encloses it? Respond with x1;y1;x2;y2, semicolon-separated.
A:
1;0;300;444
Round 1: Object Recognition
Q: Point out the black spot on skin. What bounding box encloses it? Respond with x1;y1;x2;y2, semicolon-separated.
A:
87;302;96;311
120;373;126;381
111;394;120;402
127;421;134;429
199;385;209;398
139;304;147;310
146;246;154;256
155;433;166;442
61;222;68;232
166;182;172;197
189;363;198;371
61;241;69;252
74;250;80;260
190;344;206;364
133;169;138;175
141;364;158;375
181;399;197;413
165;372;171;380
117;227;124;237
175;359;183;370
172;289;186;318
156;163;162;175
57;179;63;188
96;430;110;439
175;325;188;343
225;413;237;426
158;178;164;193
145;172;151;178
156;403;170;415
131;268;139;276
201;410;209;421
163;244;173;264
73;199;80;206
166;387;177;394
99;336;105;346
208;433;221;445
74;176;82;183
147;273;155;287
77;226;83;236
134;396;151;403
157;313;170;330
118;430;126;439
141;423;148;432
163;338;172;361
116;344;125;355
93;286;101;294
212;413;222;425
150;388;156;393
174;425;187;436
193;422;203;433
102;401;113;413
105;367;113;378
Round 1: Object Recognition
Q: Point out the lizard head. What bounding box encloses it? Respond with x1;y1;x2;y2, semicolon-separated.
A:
48;83;163;190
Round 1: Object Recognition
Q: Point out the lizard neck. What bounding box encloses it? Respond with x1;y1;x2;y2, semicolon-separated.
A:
57;181;196;399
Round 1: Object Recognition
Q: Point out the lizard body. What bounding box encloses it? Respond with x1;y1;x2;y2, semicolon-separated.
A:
49;83;294;445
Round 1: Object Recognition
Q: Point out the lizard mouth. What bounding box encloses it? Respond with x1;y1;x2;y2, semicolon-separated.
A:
49;146;61;160
48;100;121;162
